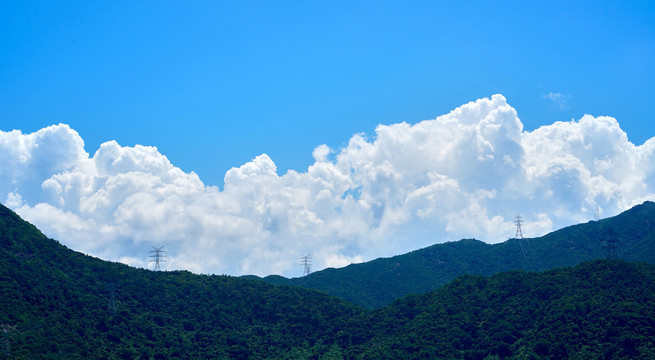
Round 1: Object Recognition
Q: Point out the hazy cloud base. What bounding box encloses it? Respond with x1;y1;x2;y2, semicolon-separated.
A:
2;95;654;276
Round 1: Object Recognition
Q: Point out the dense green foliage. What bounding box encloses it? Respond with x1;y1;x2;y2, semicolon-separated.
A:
256;202;655;309
2;203;655;359
346;260;655;359
0;204;361;359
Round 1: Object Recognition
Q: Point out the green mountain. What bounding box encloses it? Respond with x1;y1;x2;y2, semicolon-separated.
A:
2;202;655;359
254;201;655;309
0;203;361;359
345;259;655;359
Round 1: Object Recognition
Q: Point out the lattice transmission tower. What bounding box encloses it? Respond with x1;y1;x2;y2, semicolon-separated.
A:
149;246;167;271
514;215;542;271
300;254;312;277
514;215;524;239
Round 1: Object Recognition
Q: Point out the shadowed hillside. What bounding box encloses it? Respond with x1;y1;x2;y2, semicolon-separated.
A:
253;202;655;309
345;259;655;359
2;203;655;359
0;203;361;359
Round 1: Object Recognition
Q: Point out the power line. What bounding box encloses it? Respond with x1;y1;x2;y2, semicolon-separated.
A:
149;246;167;271
514;215;530;265
514;215;542;271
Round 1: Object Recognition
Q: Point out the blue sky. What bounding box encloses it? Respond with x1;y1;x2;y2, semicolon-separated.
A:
2;1;654;186
1;1;655;276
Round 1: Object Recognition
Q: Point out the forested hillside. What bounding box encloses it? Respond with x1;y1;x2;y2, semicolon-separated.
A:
345;260;655;359
2;203;655;359
0;204;361;359
255;201;655;309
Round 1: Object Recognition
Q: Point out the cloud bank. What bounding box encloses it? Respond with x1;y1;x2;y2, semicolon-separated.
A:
2;95;654;276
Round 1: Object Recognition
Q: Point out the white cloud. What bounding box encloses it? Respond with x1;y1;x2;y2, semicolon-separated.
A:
312;144;331;162
542;92;570;109
2;95;654;276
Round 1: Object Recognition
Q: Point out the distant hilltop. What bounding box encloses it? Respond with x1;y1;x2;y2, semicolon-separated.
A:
252;201;655;308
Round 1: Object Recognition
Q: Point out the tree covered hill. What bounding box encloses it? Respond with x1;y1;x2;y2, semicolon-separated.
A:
254;201;655;309
2;203;655;359
0;203;361;359
345;259;655;359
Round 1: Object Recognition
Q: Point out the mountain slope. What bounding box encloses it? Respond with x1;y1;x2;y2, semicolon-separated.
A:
2;203;655;359
0;204;362;359
346;259;655;359
256;201;655;309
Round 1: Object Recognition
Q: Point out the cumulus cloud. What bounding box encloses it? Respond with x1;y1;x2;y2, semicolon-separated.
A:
2;95;654;276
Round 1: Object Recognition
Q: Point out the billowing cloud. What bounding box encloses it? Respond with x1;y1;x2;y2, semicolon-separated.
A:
2;95;654;276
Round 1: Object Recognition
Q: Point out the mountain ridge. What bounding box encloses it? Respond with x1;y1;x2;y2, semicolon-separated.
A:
251;201;655;308
2;202;655;358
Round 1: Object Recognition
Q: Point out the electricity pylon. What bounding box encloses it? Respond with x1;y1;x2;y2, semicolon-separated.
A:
514;215;542;271
300;254;312;277
149;246;167;271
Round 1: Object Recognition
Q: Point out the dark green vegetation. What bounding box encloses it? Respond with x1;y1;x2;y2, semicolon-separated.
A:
349;260;655;359
255;202;655;309
2;202;655;359
0;204;359;359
